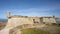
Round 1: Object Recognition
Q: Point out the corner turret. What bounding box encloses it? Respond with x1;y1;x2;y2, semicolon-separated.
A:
7;11;11;18
53;16;55;18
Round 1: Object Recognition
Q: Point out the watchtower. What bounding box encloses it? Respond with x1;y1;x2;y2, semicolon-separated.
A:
7;11;11;18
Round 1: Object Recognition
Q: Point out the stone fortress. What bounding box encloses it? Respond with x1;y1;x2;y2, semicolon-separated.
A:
0;12;56;34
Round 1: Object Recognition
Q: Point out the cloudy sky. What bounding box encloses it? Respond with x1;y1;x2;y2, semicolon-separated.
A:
0;0;60;19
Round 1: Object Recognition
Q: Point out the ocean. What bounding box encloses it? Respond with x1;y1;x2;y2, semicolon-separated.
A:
0;19;8;22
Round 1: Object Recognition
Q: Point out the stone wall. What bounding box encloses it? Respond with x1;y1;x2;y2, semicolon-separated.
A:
42;17;56;24
6;17;33;29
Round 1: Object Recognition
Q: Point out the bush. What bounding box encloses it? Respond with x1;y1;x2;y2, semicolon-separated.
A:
21;28;50;34
51;23;57;26
57;23;60;27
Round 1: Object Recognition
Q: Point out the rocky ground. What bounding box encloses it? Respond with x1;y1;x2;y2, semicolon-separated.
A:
9;24;60;34
0;22;7;30
0;22;60;34
40;25;60;34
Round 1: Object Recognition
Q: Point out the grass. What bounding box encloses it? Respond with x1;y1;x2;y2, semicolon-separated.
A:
0;22;60;34
21;28;50;34
41;24;60;34
21;24;60;34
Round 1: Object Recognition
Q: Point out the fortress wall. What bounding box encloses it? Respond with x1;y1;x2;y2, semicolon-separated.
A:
43;18;50;23
42;17;56;24
49;18;56;23
33;17;41;23
6;17;33;28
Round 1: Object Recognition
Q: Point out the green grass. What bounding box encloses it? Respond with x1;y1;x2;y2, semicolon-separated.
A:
21;28;50;34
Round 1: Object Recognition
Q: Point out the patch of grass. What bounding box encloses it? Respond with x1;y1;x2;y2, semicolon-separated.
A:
21;28;50;34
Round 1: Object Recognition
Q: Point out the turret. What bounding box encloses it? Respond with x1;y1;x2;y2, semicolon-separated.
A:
53;16;55;18
7;11;11;18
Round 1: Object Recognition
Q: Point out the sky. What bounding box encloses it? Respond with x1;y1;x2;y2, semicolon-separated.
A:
0;0;60;19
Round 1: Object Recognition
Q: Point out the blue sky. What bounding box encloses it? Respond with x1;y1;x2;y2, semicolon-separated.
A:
0;0;60;19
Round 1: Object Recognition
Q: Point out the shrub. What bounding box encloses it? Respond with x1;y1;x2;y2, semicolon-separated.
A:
51;23;57;26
